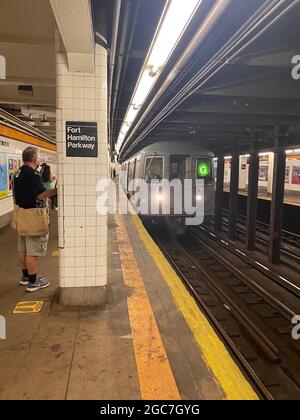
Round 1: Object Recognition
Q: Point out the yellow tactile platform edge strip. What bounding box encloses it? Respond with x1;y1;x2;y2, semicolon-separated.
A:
115;212;181;401
131;214;259;401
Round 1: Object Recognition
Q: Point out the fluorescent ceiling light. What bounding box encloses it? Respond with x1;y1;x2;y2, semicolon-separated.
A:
259;152;273;157
116;0;202;153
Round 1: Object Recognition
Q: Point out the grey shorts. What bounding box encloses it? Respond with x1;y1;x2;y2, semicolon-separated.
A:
18;234;49;257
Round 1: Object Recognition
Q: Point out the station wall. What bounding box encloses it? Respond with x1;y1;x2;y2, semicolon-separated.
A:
224;154;300;196
0;136;56;228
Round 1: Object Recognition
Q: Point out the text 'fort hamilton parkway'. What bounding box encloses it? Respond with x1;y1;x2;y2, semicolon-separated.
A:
66;122;98;158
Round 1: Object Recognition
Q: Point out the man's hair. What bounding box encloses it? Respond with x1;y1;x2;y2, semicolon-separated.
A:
22;147;38;163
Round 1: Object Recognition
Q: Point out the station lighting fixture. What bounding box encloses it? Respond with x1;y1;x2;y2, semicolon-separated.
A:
259;152;273;157
116;0;202;153
286;148;300;154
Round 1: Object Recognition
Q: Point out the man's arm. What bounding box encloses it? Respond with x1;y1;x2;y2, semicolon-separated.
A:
37;188;57;200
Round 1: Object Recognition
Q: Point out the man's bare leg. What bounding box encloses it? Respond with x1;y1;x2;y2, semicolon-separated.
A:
25;256;38;275
18;251;27;270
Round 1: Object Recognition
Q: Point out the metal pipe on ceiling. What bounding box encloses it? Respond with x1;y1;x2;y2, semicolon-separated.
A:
121;0;297;158
108;0;122;126
0;108;55;143
112;0;141;144
110;0;132;145
119;0;231;156
157;0;297;130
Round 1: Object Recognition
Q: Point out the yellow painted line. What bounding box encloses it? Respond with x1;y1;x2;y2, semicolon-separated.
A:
115;212;181;401
13;301;44;314
0;124;56;151
132;215;259;401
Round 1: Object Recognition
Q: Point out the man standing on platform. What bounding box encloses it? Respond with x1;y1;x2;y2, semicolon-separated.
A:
13;147;57;292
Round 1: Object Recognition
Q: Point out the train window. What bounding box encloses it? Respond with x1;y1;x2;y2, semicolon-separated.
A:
196;158;213;183
144;157;163;183
170;156;187;181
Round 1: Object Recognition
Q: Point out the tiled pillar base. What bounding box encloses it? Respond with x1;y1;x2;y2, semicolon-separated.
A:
59;286;107;307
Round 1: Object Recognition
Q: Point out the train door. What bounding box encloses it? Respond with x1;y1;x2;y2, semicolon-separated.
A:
170;156;188;214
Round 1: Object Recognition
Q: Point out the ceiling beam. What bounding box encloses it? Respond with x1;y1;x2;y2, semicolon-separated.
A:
0;35;53;45
49;0;94;73
0;77;55;88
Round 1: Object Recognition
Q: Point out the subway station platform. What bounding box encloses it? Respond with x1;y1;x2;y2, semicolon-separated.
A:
224;186;300;207
0;208;258;400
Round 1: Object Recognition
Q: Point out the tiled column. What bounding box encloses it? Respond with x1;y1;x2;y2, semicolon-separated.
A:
55;31;108;306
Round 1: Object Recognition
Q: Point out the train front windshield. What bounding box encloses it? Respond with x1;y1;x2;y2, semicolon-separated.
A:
144;157;163;183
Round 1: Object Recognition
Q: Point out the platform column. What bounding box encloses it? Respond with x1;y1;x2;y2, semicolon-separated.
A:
215;153;224;233
228;151;239;241
55;31;108;306
246;151;259;251
268;143;286;265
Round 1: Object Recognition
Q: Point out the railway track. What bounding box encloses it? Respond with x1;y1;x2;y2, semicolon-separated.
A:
198;225;300;299
149;225;300;400
219;210;300;270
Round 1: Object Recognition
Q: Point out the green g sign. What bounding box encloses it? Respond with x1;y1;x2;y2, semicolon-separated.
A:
198;162;210;177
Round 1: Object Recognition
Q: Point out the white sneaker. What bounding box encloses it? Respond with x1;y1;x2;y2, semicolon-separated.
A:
26;278;49;292
20;275;45;286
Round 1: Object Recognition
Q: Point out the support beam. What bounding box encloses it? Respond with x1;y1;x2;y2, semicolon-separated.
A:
246;151;259;251
0;77;55;87
215;153;224;233
228;152;239;241
268;148;286;265
49;0;94;73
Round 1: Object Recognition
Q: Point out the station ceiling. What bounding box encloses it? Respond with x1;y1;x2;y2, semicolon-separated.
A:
0;0;56;138
1;1;300;158
107;0;300;160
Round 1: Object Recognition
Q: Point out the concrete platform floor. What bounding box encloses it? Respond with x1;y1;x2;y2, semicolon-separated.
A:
0;209;256;400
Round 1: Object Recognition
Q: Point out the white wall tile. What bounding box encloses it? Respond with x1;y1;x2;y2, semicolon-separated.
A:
75;257;86;267
75;226;86;237
75;206;86;217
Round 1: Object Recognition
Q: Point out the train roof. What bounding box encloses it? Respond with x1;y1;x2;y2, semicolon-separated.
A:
127;140;214;160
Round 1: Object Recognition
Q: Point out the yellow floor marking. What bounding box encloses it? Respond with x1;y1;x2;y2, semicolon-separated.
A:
13;301;44;314
132;215;259;401
52;250;59;257
115;212;181;401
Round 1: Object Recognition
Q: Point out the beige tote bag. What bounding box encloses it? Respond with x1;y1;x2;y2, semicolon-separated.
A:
12;205;49;236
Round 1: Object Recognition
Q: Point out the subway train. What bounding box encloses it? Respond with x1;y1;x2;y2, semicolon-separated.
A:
121;140;215;234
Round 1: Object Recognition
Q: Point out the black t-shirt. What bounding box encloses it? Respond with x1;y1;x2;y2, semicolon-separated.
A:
13;165;46;209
